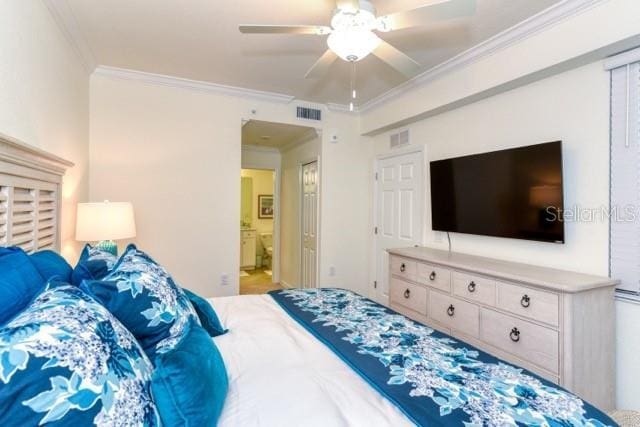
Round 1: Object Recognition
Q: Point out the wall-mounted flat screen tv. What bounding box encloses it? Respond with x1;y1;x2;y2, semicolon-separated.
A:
430;141;564;243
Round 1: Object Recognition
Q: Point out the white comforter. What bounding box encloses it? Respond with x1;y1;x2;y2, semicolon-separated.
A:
209;294;412;427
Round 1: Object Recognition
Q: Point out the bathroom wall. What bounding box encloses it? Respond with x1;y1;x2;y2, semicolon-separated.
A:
240;169;275;256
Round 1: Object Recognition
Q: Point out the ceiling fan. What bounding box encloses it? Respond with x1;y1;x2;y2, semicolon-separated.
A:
239;0;476;80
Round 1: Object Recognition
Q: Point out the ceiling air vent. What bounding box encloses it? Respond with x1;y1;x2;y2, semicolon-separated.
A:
297;106;322;121
390;129;410;149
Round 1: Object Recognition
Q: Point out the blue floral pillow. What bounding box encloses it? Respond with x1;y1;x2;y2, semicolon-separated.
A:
80;245;200;359
0;282;160;426
71;244;118;286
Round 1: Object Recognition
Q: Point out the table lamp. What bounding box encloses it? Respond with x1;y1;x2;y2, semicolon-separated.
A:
76;201;136;256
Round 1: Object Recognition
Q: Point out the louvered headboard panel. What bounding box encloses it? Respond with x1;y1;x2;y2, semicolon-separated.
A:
0;133;73;253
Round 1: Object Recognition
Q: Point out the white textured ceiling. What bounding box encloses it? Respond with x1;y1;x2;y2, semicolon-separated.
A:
66;0;561;105
242;120;316;149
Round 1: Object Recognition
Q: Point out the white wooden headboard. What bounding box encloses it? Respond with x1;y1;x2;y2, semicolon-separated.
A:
0;132;73;253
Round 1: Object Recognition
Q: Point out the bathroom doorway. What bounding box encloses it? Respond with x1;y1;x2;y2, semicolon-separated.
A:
240;167;281;294
240;119;320;294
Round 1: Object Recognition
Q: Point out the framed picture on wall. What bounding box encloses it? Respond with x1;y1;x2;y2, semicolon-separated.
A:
258;195;274;219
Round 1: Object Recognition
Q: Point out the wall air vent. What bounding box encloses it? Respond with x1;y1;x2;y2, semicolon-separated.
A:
390;129;410;149
297;106;322;121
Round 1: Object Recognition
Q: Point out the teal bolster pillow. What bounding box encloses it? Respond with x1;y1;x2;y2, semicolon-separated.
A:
152;320;228;426
183;288;228;337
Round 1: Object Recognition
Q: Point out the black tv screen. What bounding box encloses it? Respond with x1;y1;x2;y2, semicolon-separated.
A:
430;141;564;243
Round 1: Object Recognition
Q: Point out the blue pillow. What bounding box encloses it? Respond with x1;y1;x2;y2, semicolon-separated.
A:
80;245;200;359
0;247;45;325
71;244;118;286
183;288;227;337
0;282;161;426
152;319;228;426
30;250;72;283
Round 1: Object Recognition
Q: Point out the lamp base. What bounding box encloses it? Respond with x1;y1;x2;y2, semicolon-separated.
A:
95;240;118;256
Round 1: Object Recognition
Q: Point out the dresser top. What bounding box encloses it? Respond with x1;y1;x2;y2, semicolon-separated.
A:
387;247;618;293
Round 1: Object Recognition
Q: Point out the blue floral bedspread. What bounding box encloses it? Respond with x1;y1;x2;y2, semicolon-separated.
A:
269;288;616;427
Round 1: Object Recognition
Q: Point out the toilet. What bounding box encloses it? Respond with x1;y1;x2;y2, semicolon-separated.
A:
259;232;273;267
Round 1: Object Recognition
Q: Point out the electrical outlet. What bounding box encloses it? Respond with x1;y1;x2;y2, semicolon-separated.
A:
329;266;336;277
220;273;229;286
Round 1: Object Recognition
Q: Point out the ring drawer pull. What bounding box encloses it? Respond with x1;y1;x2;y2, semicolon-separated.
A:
520;295;531;308
467;281;476;293
429;271;436;281
400;263;406;273
404;289;410;299
447;304;455;317
510;327;521;342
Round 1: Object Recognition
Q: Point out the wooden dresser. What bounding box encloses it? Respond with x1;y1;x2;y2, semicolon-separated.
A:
387;247;616;410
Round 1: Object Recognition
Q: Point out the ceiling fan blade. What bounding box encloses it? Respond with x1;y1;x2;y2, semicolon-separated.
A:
336;0;360;12
372;41;421;77
305;50;339;79
377;0;476;32
239;25;331;35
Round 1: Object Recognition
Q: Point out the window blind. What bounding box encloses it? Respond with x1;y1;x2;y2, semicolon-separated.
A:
610;60;640;294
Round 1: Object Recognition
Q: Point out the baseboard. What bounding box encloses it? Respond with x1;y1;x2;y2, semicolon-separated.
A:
280;280;296;289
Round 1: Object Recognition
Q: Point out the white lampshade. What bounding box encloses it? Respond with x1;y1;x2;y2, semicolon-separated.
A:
76;202;136;242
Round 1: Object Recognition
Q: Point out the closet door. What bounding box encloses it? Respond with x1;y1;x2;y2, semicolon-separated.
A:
301;161;318;288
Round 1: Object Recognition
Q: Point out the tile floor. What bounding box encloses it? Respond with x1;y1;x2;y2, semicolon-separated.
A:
239;267;284;295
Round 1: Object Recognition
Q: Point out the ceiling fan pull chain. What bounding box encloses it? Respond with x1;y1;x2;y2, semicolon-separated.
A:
350;61;356;112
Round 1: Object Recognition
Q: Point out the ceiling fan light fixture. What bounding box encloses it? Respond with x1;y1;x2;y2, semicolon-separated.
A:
327;28;381;62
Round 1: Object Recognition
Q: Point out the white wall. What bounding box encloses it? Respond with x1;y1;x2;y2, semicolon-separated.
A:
0;1;89;262
90;73;366;298
369;61;639;410
280;138;320;287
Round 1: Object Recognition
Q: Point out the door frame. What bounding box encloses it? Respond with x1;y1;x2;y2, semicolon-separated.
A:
370;145;426;304
240;158;282;284
298;155;321;288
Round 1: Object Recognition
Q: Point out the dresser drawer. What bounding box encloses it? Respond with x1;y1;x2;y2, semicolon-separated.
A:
480;308;559;374
417;263;451;292
390;278;427;315
452;272;496;306
390;256;417;281
496;282;559;327
429;291;479;338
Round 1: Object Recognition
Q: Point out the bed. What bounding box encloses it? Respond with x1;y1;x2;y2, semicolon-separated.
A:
211;290;615;426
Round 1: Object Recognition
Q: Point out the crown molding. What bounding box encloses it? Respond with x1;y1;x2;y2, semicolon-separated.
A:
94;66;297;104
358;0;607;113
42;0;97;72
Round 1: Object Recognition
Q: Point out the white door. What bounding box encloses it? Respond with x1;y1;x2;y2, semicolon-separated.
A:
301;161;318;288
374;151;424;304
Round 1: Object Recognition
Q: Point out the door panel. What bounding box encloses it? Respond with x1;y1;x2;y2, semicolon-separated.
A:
374;151;424;304
302;161;318;288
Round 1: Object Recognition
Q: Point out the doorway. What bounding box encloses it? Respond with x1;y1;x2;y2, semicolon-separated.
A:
241;119;320;294
240;168;281;294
